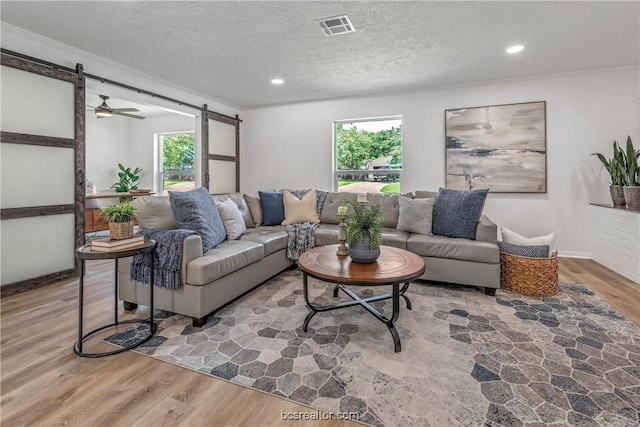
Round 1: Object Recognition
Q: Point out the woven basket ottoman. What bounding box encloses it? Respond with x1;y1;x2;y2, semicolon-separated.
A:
500;251;558;296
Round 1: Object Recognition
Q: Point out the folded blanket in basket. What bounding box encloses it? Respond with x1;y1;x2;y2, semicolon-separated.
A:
130;228;197;289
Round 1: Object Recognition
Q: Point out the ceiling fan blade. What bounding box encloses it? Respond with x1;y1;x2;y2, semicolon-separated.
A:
114;111;145;120
111;108;139;112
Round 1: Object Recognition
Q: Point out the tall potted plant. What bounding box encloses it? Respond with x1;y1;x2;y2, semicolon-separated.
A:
100;201;137;240
592;140;627;207
342;198;383;263
622;136;640;211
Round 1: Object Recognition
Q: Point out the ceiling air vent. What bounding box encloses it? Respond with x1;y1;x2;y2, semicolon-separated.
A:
317;15;356;36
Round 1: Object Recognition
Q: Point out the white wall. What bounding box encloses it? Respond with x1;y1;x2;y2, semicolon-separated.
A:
128;114;196;191
85;114;131;191
242;67;640;257
85;113;195;194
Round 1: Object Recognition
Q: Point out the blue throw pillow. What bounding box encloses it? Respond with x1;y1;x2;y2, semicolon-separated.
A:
498;241;550;258
432;188;488;240
259;191;285;226
169;187;226;251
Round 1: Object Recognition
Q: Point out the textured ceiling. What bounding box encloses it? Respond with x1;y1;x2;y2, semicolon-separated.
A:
2;1;638;109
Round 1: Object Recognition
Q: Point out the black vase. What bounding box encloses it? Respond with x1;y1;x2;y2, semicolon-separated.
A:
348;230;381;263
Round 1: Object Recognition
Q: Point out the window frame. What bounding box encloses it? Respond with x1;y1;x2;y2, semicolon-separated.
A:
332;115;403;192
155;130;196;193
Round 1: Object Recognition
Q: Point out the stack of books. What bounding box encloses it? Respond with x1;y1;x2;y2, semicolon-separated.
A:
90;235;145;252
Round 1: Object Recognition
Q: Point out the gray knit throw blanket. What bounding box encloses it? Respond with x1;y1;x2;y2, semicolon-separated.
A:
130;228;197;289
286;189;328;260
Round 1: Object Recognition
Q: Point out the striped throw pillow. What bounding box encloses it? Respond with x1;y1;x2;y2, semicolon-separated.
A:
216;198;247;240
397;196;434;235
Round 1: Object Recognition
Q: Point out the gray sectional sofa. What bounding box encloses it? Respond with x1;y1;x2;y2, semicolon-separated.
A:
118;191;499;326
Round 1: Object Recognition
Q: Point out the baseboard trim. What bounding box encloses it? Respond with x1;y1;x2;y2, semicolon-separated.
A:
558;251;590;259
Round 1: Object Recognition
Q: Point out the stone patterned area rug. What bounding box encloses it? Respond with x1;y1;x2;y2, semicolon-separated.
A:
106;270;640;427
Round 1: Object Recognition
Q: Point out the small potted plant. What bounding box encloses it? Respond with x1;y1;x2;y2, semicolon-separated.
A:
100;201;137;240
341;197;383;263
111;163;143;193
592;140;627;207
622;136;640;211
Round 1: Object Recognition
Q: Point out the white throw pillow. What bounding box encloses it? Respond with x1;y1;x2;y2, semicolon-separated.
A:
216;198;247;240
501;227;556;256
281;190;320;225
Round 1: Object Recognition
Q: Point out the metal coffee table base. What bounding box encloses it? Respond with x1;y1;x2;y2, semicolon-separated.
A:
302;273;412;352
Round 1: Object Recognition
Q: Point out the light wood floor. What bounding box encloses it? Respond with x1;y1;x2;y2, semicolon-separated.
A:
1;258;638;426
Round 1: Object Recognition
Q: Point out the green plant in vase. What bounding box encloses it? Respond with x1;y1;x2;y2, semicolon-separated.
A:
100;201;137;240
622;136;640;211
593;140;628;207
341;197;383;263
111;163;142;193
100;202;137;223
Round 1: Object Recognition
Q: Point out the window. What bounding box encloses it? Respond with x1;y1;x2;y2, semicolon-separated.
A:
334;117;402;194
157;132;195;194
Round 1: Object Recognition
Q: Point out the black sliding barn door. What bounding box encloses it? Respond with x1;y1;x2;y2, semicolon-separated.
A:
0;53;85;296
201;106;240;193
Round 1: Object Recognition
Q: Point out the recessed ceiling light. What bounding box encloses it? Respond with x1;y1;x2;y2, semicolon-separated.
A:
506;45;524;54
271;78;284;85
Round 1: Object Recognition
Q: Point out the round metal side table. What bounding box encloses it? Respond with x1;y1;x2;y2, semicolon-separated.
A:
74;239;157;357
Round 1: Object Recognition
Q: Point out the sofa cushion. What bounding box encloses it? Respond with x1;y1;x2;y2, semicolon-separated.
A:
476;215;498;244
244;194;262;227
366;193;400;228
381;228;410;249
397;196;434;235
134;196;177;230
259;191;285;226
315;224;408;248
213;192;255;228
216;198;247;240
169;187;226;251
320;192;399;227
432;188;488;240
315;223;340;246
186;240;264;285
407;233;499;263
240;226;288;256
320;192;357;224
282;190;320;225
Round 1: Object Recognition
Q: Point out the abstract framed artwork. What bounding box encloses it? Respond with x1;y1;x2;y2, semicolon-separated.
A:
445;101;547;193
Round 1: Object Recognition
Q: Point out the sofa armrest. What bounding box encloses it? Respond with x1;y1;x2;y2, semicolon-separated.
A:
181;234;203;284
476;215;498;244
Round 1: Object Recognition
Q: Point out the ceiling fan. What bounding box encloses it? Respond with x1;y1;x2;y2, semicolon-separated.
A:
89;95;145;120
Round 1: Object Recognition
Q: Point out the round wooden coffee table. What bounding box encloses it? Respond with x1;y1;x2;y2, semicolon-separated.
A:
298;244;425;352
